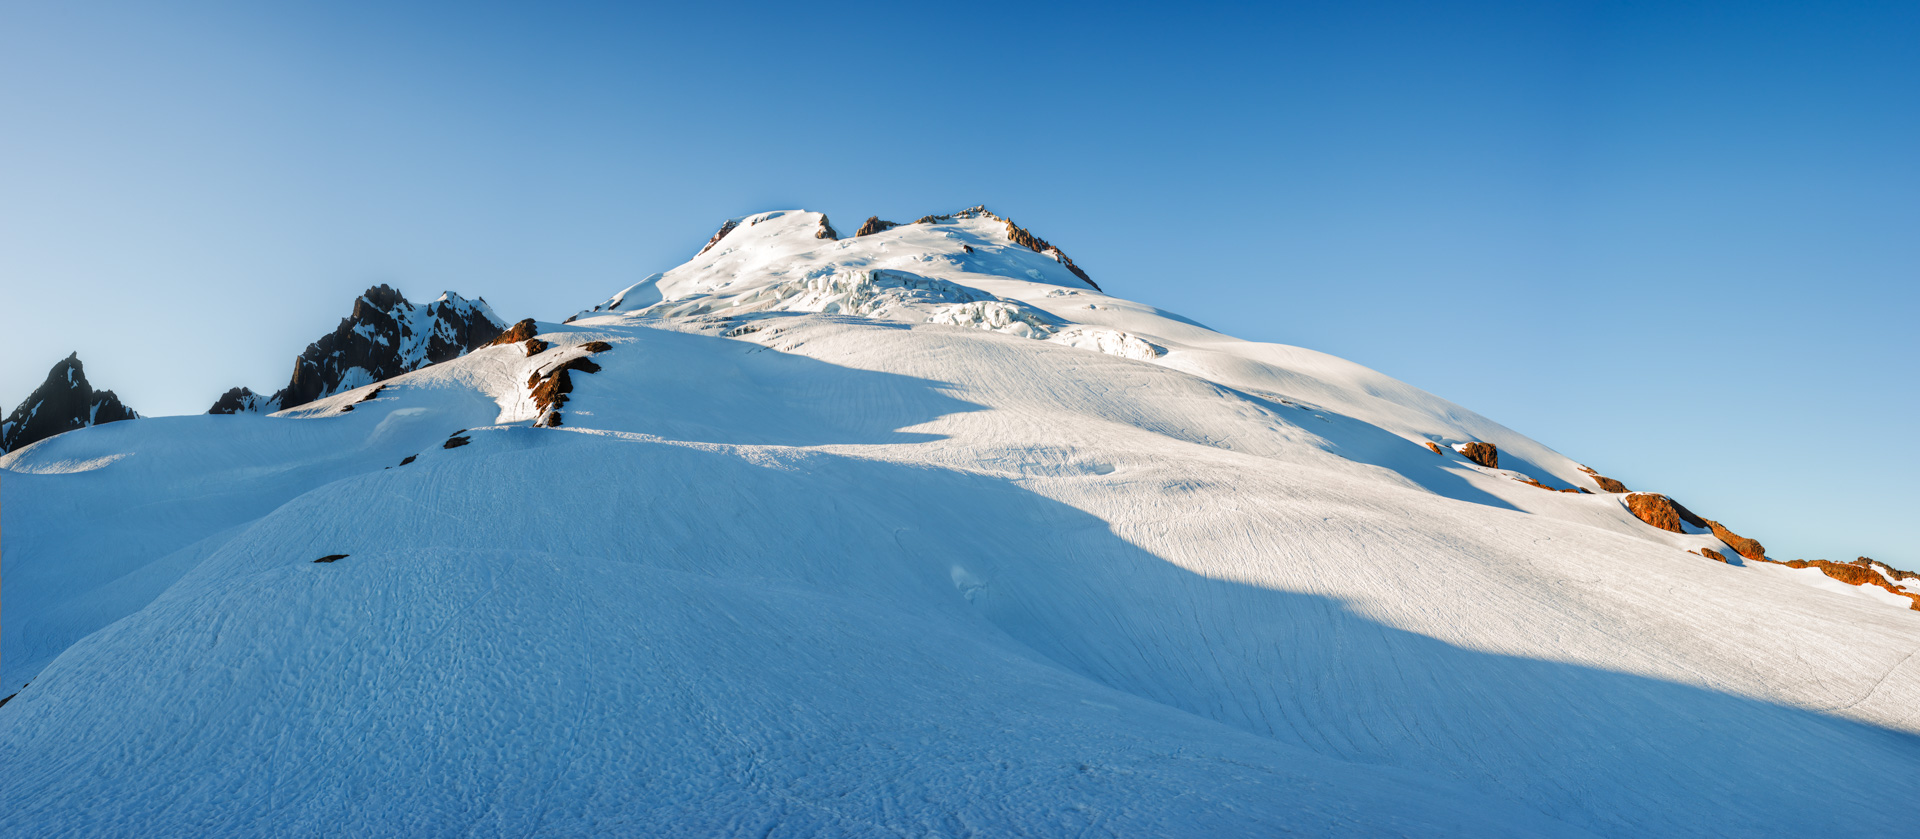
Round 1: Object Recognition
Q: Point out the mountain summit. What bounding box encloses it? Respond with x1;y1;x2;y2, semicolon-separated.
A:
4;207;1918;836
0;353;138;453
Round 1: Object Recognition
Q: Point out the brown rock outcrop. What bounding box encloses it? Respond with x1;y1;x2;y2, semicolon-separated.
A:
528;355;604;423
581;341;613;354
1799;560;1875;586
1697;548;1729;563
698;219;741;255
865;205;1101;290
486;318;539;348
1625;493;1689;533
523;338;549;356
816;215;838;240
855;216;898;237
1576;466;1629;493
1773;559;1920;611
1706;520;1766;561
1000;218;1100;291
1863;557;1920;582
1457;442;1499;469
1424;441;1445;455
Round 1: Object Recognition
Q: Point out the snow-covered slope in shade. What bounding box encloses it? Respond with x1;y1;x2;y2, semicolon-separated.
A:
4;208;1919;837
209;284;507;414
0;353;138;453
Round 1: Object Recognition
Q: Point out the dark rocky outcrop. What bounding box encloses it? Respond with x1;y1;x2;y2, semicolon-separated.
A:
312;554;349;563
207;285;506;414
1424;441;1445;455
209;387;270;415
1457;442;1499;469
855;216;898;237
816;215;838;240
1707;520;1767;561
1;354;139;453
1696;548;1729;563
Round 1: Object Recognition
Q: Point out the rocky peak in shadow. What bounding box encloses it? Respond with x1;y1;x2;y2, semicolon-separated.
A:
208;285;506;414
1;353;139;453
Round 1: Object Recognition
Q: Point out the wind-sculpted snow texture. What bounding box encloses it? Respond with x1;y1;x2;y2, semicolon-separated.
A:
5;209;1920;837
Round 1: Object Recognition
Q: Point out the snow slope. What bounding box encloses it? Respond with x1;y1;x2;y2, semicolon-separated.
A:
4;209;1918;837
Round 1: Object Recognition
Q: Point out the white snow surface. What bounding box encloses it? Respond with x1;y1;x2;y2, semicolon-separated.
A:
5;209;1920;837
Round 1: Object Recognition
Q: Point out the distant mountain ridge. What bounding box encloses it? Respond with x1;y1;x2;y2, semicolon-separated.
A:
210;284;507;414
0;353;138;453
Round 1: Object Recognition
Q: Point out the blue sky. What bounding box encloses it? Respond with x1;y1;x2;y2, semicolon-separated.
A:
3;0;1915;562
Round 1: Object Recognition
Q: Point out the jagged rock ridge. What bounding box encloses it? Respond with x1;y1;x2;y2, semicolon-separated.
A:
0;354;139;453
209;285;506;414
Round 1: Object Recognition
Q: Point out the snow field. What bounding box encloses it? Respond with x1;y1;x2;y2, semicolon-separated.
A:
5;208;1919;836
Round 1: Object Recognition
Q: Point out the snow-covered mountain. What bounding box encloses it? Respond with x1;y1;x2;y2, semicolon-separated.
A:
0;353;138;454
4;208;1918;836
208;284;507;414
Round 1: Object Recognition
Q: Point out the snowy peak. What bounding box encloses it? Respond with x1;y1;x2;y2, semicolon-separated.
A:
906;205;1099;290
583;207;1104;316
562;206;1920;615
0;353;138;453
209;285;508;414
573;207;1154;362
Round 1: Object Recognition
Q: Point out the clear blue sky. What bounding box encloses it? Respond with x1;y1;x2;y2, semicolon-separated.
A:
3;0;1915;562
